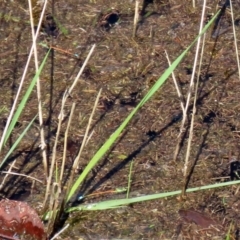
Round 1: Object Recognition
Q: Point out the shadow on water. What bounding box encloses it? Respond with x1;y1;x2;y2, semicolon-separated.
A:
72;110;183;205
71;64;236;205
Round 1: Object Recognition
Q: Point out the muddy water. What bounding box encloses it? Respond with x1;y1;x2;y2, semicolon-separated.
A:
0;0;240;239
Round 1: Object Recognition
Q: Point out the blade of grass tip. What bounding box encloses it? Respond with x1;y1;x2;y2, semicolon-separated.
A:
0;115;37;169
2;50;51;147
126;160;134;199
225;221;233;240
66;10;221;203
141;11;220;106
67;179;240;211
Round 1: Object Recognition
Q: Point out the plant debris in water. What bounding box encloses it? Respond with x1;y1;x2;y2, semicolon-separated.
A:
1;0;240;239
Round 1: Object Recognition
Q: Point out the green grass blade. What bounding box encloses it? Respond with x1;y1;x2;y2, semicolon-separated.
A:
126;160;134;199
67;179;240;211
225;222;233;240
66;10;220;203
0;115;38;169
3;50;51;146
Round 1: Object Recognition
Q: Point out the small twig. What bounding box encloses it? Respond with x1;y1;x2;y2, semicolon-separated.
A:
133;0;140;37
85;130;95;145
165;51;186;162
50;224;69;240
60;103;76;184
0;171;42;183
165;51;185;111
0;160;16;190
68;44;96;95
192;0;195;8
49;45;79;58
66;89;102;196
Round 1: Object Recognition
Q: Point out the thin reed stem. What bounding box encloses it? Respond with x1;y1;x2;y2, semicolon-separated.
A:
229;0;240;81
0;0;48;153
181;0;207;197
28;0;48;177
66;88;102;197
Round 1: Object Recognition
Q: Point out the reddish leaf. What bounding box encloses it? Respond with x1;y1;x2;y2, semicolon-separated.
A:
179;209;219;228
0;199;47;240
